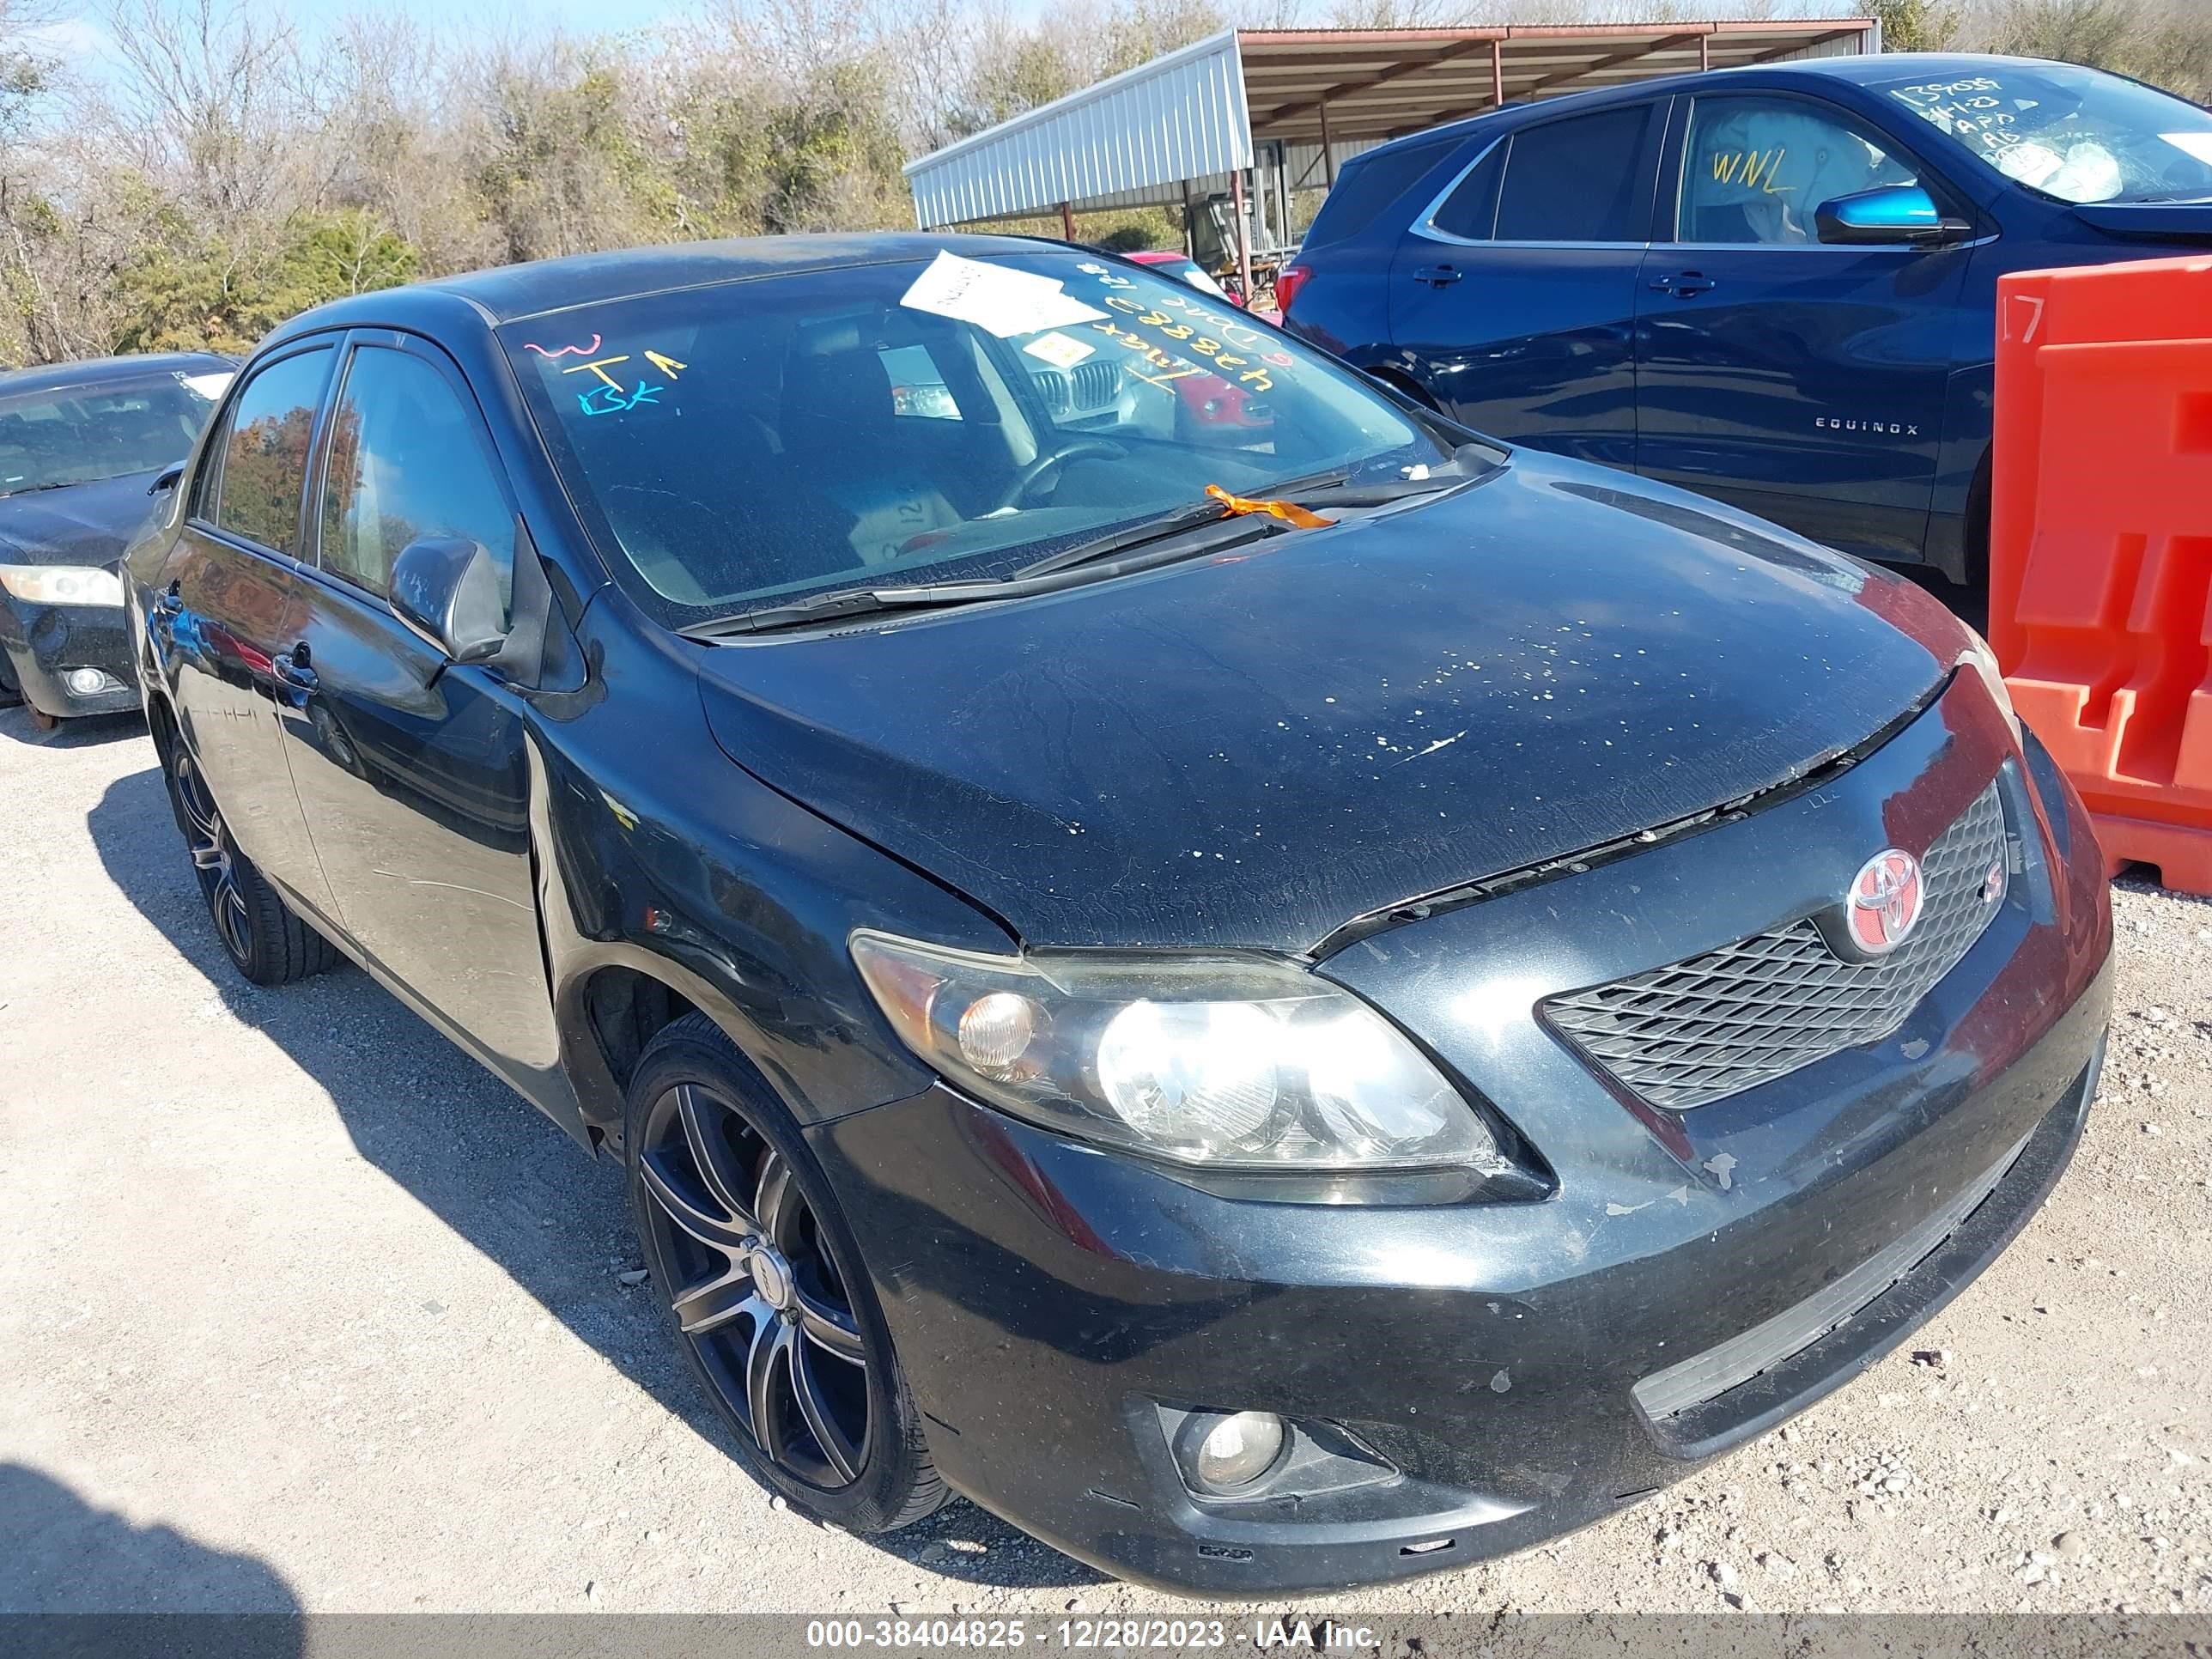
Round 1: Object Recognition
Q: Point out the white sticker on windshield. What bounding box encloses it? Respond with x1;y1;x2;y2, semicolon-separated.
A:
177;371;234;400
899;252;1106;337
1022;331;1096;370
2161;131;2212;166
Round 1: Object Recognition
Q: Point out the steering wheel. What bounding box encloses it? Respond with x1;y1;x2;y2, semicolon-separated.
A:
994;440;1125;514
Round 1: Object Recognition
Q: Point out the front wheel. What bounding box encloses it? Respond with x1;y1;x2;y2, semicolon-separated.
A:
162;744;337;985
625;1012;946;1533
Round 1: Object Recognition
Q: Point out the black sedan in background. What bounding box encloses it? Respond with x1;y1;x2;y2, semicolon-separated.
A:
0;353;232;727
124;237;2110;1595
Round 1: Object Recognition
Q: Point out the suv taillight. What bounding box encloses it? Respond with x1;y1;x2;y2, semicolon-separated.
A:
1272;264;1311;314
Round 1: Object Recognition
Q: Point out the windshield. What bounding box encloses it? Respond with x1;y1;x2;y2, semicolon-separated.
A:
504;251;1449;621
0;368;229;497
1875;62;2212;204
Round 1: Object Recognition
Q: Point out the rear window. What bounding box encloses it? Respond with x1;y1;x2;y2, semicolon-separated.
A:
1302;135;1463;251
1494;105;1656;242
1429;143;1505;240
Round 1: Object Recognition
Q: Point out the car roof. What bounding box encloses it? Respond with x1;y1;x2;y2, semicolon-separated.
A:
1351;52;2055;164
0;351;234;395
274;232;1060;338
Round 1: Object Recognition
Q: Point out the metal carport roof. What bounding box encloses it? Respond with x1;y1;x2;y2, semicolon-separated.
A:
905;19;1879;229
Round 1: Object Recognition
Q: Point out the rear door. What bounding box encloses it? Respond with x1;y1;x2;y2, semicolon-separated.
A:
167;343;339;921
1386;100;1664;470
1632;89;1973;561
276;330;561;1096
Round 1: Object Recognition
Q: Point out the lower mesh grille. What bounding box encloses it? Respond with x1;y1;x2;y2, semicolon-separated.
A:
1543;781;2008;1110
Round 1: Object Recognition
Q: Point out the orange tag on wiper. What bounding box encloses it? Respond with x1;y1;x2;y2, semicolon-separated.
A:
1205;483;1334;530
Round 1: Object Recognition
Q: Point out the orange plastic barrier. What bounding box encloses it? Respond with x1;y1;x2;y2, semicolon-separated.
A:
1988;254;2212;894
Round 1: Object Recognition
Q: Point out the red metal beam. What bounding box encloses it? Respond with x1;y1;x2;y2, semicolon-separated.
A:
1521;31;1698;99
1266;39;1504;127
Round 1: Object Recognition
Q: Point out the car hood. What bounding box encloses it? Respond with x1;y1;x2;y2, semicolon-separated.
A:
0;469;163;568
2071;201;2212;244
696;452;1960;954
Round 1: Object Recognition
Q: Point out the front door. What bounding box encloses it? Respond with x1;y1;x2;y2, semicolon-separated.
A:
166;343;338;922
1387;100;1664;471
275;331;562;1097
1632;90;1973;562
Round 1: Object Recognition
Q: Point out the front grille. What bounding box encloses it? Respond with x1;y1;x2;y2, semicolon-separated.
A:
1069;359;1121;410
1543;781;2008;1110
1027;362;1121;418
1030;368;1072;415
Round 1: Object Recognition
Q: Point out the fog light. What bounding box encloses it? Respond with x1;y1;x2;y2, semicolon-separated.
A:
64;668;117;696
1177;1410;1286;1494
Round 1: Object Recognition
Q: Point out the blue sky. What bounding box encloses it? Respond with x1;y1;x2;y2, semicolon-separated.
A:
32;0;707;79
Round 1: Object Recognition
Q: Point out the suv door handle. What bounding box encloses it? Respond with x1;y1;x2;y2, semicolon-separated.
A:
275;644;318;691
1413;264;1463;288
1649;272;1717;298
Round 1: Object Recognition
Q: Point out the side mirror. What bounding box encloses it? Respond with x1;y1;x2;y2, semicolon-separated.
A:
1815;185;1972;247
390;537;507;665
149;465;184;496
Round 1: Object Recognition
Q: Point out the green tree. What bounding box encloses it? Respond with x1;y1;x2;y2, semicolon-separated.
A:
1867;0;1958;53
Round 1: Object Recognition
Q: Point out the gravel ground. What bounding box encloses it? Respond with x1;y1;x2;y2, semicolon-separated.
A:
3;703;2208;1620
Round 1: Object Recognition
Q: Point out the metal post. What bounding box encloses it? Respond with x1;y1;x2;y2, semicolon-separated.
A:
1491;38;1504;106
1319;101;1335;187
1059;201;1076;242
1230;168;1254;307
1699;33;1711;71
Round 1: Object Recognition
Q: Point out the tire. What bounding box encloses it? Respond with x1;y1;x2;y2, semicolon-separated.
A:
161;742;338;986
0;653;21;708
624;1012;946;1533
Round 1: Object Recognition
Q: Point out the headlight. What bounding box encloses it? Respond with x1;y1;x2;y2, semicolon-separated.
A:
0;564;125;606
1958;625;2022;744
850;930;1498;1171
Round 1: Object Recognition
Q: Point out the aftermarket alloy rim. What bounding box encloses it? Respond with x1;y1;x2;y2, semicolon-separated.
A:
635;1081;873;1489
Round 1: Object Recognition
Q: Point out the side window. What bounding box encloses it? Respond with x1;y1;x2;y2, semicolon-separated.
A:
318;346;514;611
1428;143;1504;240
209;348;332;556
1680;96;1918;246
1493;106;1657;243
879;344;964;422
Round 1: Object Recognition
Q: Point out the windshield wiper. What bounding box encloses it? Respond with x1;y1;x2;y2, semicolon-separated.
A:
684;445;1503;640
1012;498;1248;579
1010;452;1486;583
680;580;1013;637
685;513;1280;638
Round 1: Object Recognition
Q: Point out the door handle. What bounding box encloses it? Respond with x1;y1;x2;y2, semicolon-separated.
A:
1413;264;1463;288
274;644;318;691
1649;272;1717;298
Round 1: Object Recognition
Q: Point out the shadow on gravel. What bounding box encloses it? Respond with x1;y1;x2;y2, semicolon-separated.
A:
86;762;1102;1595
0;704;144;749
0;1462;301;1627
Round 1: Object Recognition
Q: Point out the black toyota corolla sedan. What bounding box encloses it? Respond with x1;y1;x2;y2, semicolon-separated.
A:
123;234;2111;1595
0;353;233;726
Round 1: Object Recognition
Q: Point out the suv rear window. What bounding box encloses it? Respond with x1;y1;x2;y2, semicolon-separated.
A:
1494;105;1656;242
1302;135;1462;250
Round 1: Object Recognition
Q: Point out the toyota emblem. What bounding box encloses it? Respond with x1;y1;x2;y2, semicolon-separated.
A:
1848;848;1923;955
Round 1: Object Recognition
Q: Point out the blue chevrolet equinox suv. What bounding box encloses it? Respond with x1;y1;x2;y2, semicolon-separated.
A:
1280;53;2212;582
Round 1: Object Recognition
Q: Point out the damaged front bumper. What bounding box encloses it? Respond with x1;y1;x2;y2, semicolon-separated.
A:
807;681;2113;1596
0;597;140;719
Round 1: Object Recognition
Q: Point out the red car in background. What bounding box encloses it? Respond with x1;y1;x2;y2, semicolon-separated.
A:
1114;251;1268;436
